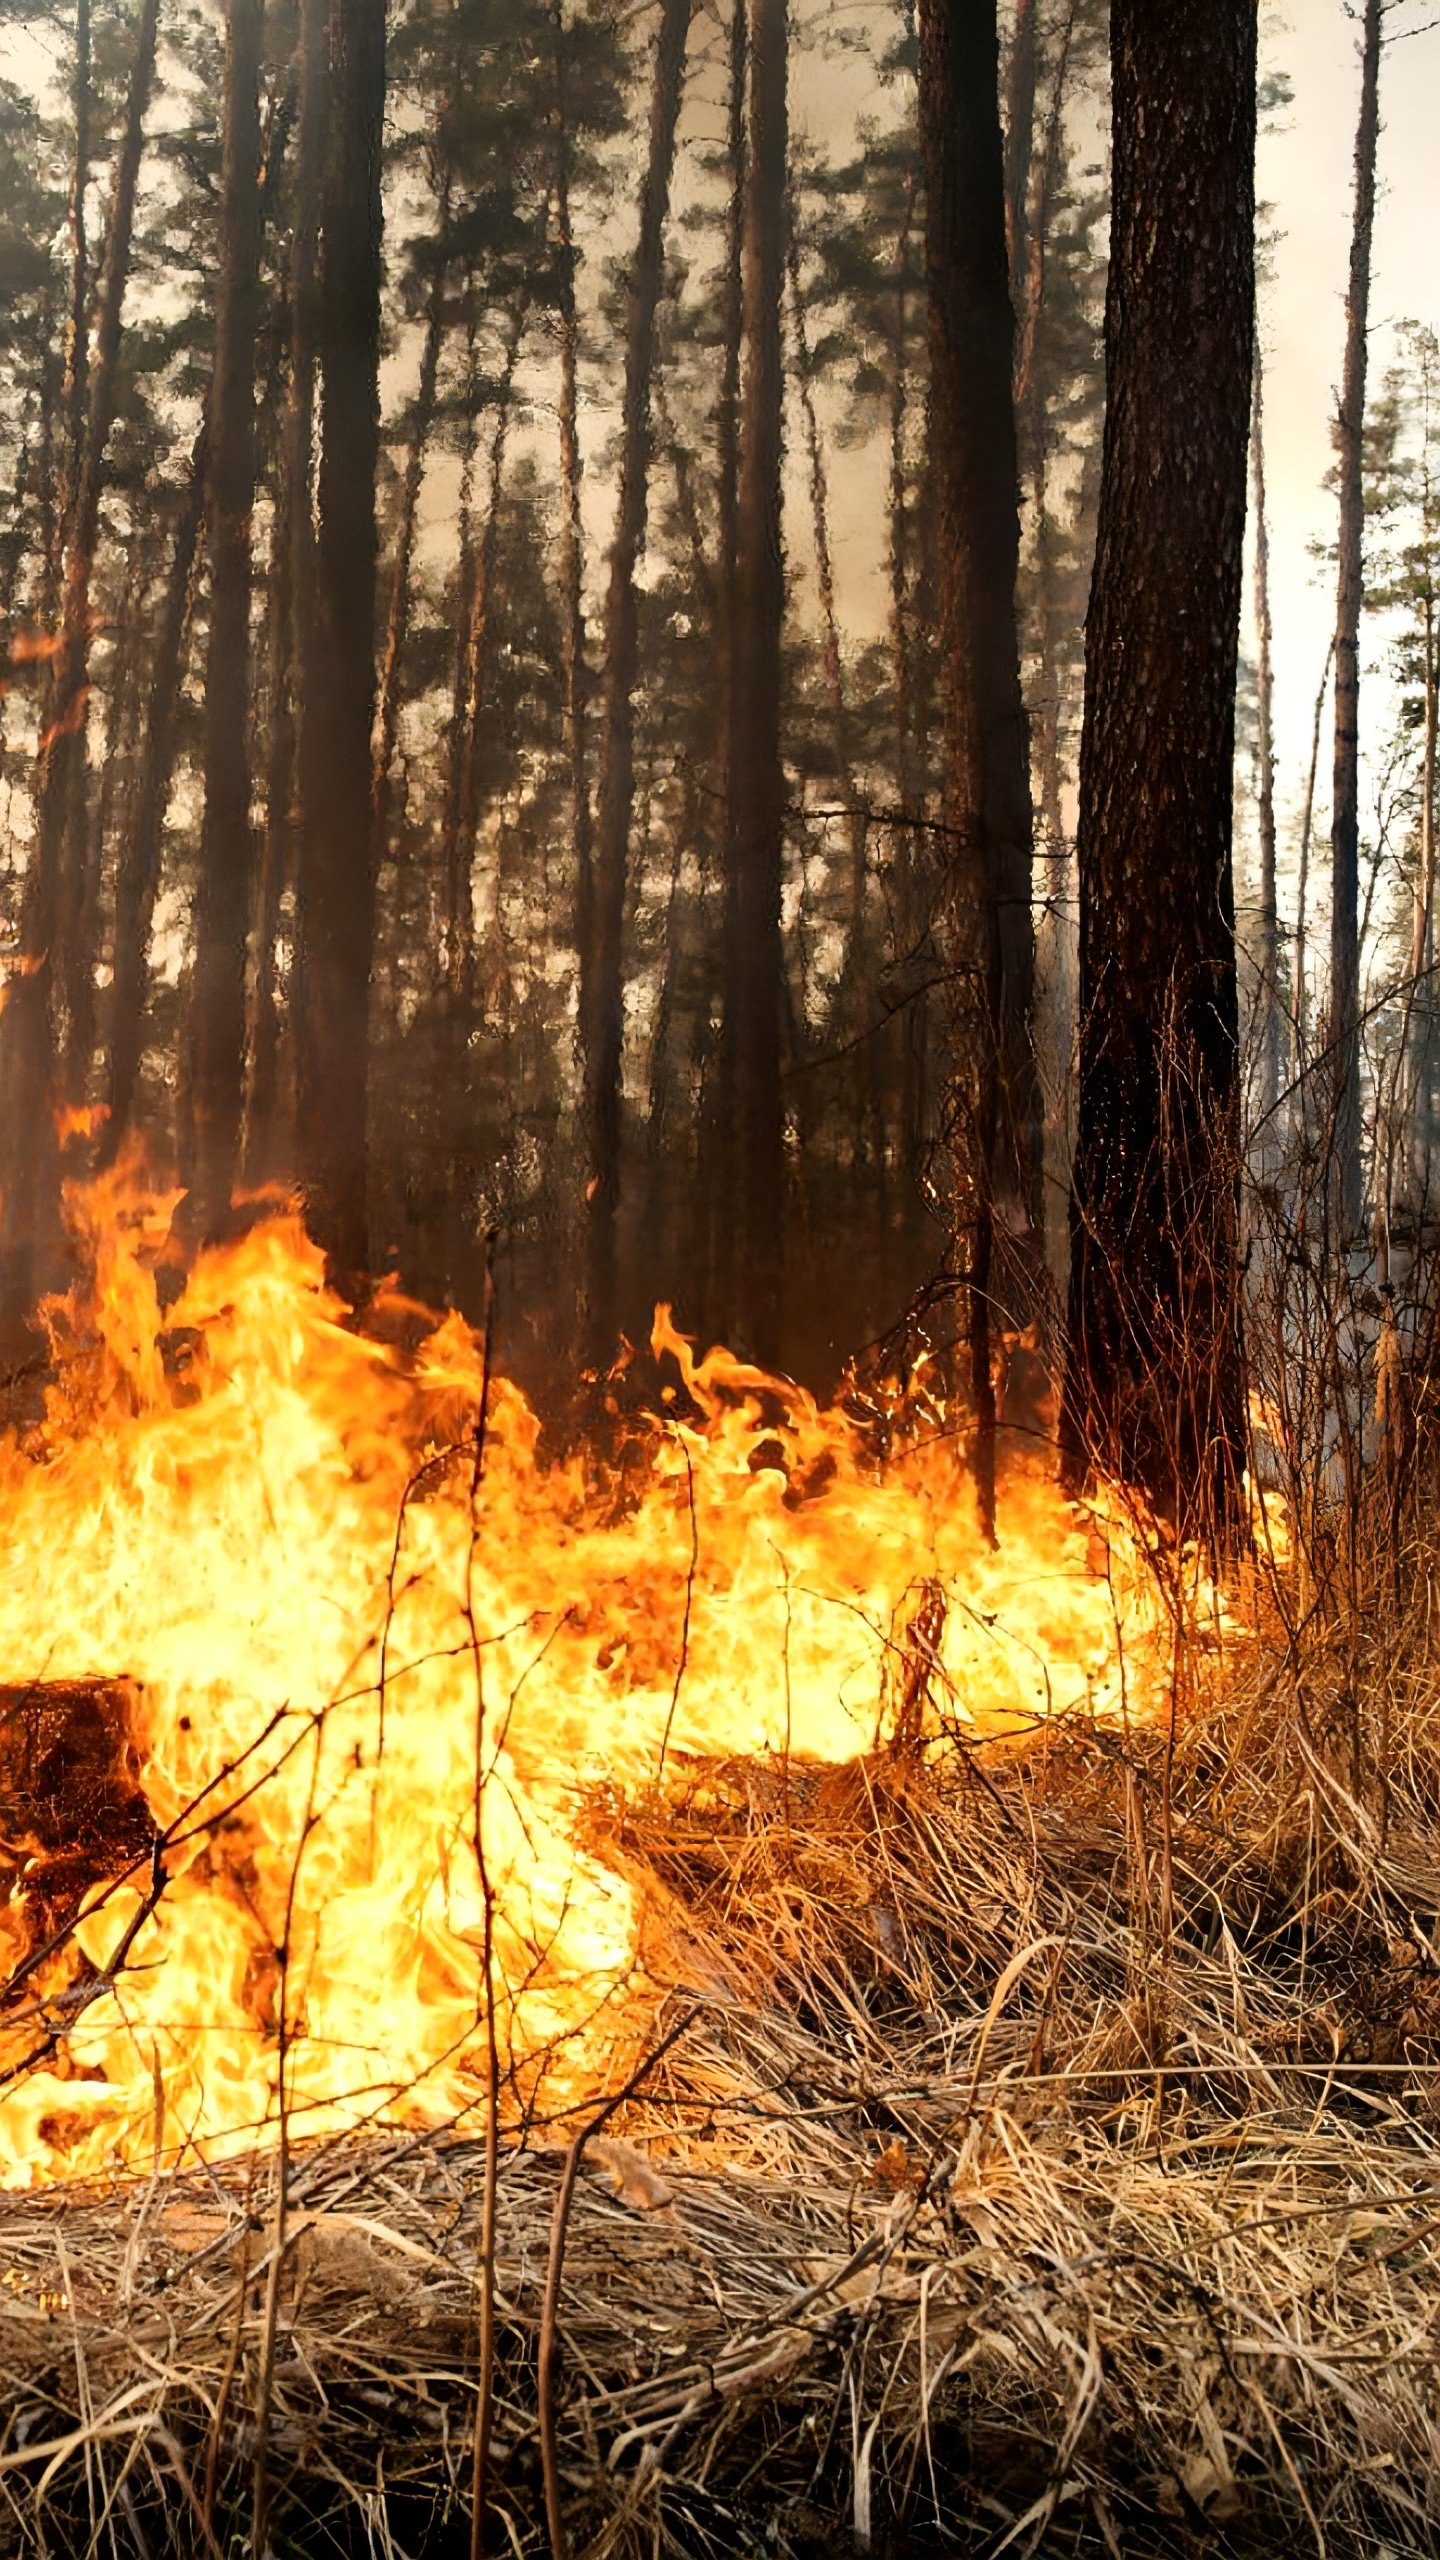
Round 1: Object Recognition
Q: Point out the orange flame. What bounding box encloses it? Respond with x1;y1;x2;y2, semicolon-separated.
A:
0;1172;1196;2186
4;630;65;669
36;687;91;751
53;1101;110;1147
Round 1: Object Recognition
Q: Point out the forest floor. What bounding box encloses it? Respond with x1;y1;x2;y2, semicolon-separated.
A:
5;1622;1440;2559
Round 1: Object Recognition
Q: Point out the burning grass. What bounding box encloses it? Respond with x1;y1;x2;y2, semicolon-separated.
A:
4;1686;1440;2555
0;1178;1438;2552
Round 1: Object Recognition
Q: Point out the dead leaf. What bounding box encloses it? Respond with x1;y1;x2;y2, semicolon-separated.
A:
586;2136;675;2212
867;2138;923;2195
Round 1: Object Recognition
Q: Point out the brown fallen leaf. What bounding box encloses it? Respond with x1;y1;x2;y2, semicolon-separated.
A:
867;2138;924;2196
586;2136;675;2212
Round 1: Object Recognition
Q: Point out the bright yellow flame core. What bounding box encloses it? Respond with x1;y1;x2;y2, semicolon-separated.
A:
0;1176;1176;2185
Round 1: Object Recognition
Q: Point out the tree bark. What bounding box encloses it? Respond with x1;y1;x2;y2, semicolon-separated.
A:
1292;633;1333;1085
373;167;451;845
581;0;692;1358
1328;0;1383;1239
1251;334;1280;1133
252;0;325;1180
452;293;531;982
62;0;92;526
62;528;149;1110
788;237;867;994
704;0;747;1338
434;296;482;1021
553;4;594;1046
247;396;297;1182
1003;0;1037;308
720;0;788;1367
1397;596;1438;1202
1;0;160;1315
189;0;264;1237
1061;0;1256;1542
294;0;386;1284
1013;0;1078;429
100;421;207;1166
917;0;1038;1539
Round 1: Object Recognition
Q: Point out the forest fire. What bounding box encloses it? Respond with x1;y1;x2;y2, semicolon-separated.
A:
0;1172;1192;2189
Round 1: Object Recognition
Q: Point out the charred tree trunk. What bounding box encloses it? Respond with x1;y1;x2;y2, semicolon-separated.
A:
917;0;1038;1539
581;0;691;1358
294;0;385;1284
101;422;207;1166
1;0;159;1317
1329;0;1382;1240
723;0;788;1366
189;0;264;1237
1061;0;1256;1542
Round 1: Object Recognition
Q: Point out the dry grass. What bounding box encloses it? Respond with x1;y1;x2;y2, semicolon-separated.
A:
2;1622;1440;2559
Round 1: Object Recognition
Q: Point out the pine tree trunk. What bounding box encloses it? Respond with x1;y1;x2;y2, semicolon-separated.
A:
35;329;63;643
101;420;207;1166
437;300;481;995
0;0;159;1315
451;291;530;983
553;5;594;1018
1292;634;1333;1085
581;0;692;1357
62;530;148;1110
704;0;747;1337
189;0;264;1237
245;424;295;1184
62;0;92;525
1252;336;1281;1134
789;238;867;997
1003;0;1037;307
294;0;385;1283
1402;600;1438;1198
723;0;788;1366
1061;0;1256;1542
918;0;1038;1540
269;0;325;1165
1013;0;1078;428
886;186;917;823
1329;0;1382;1240
0;433;35;813
373;168;450;844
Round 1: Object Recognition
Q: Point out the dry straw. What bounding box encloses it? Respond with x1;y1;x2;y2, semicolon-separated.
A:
3;1640;1440;2557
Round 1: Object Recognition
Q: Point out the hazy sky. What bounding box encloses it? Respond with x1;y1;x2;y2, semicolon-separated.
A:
1259;2;1438;851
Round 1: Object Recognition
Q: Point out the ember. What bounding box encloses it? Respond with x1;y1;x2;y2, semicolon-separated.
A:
0;1173;1190;2186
